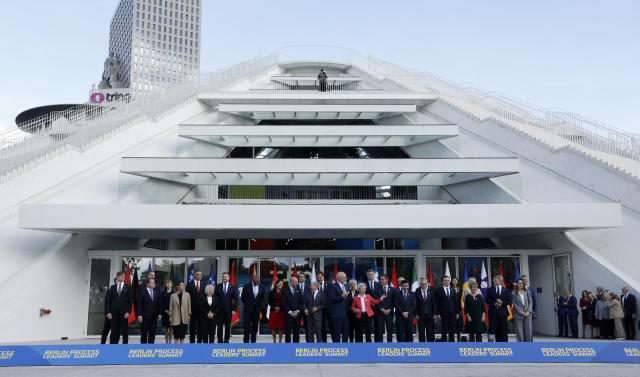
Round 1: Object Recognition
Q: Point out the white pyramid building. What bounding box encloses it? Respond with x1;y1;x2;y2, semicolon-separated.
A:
0;46;637;342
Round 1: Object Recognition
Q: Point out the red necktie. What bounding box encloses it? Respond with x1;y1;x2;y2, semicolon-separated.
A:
196;281;200;293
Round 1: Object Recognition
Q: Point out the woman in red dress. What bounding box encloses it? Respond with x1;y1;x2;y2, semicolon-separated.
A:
268;279;285;343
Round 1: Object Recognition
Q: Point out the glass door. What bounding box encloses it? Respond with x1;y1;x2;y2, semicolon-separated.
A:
552;254;572;294
87;258;112;336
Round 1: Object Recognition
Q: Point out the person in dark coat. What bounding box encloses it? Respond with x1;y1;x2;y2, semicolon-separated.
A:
328;272;350;342
555;291;568;337
106;271;132;344
435;275;461;342
464;281;486;342
100;277;117;344
200;284;218;343
346;279;358;342
316;272;331;342
303;281;327;342
395;280;416;342
185;270;206;343
159;280;175;343
215;272;238;343
621;287;637;340
282;276;304;343
241;274;265;343
136;278;162;344
375;274;396;342
564;290;579;338
486;275;512;342
415;276;437;342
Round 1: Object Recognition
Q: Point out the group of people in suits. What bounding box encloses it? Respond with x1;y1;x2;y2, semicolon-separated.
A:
102;270;239;344
574;286;637;340
103;267;638;344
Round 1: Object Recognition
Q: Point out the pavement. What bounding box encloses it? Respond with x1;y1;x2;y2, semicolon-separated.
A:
1;363;639;377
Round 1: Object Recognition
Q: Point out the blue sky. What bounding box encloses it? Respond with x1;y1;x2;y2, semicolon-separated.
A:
1;0;639;133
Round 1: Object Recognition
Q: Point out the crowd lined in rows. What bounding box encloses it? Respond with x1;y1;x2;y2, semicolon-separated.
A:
101;269;637;344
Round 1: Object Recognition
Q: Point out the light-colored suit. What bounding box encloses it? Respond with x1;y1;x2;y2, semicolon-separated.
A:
169;292;192;326
511;290;533;342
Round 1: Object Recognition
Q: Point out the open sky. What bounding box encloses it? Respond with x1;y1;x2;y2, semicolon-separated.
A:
0;0;639;133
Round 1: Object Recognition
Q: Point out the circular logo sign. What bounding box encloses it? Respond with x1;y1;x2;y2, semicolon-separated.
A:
90;92;105;103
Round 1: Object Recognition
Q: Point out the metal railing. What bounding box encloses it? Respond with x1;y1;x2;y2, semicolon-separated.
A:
179;184;448;205
1;45;638;184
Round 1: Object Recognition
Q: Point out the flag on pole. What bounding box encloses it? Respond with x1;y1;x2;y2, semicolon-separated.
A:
230;262;240;326
147;263;152;273
411;263;419;325
461;260;470;326
311;262;317;283
391;262;398;288
169;262;175;284
428;262;435;287
124;263;136;324
293;261;297;279
499;261;514;321
373;261;380;282
351;263;356;281
480;261;490;327
513;263;521;290
207;263;216;285
125;265;137;325
411;263;419;292
271;262;278;288
187;263;194;283
444;261;451;279
333;261;338;283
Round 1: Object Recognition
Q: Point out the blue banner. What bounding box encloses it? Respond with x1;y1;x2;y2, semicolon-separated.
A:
1;342;639;366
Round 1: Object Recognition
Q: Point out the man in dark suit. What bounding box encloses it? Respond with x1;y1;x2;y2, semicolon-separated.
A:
415;276;437;342
621;287;637;340
241;274;265;343
215;272;238;343
304;281;327;343
375;274;395;342
186;270;206;343
328;272;350;342
297;272;312;342
282;276;304;343
395;280;416;342
486;275;512;342
435;275;460;342
316;272;331;342
106;271;132;344
564;290;579;338
101;277;117;344
555;291;568;337
136;278;162;344
364;269;382;341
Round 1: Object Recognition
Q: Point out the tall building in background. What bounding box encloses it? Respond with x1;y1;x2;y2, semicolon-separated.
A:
99;0;201;90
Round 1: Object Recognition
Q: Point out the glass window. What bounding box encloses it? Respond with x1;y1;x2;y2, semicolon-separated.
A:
154;257;186;287
490;256;520;289
355;257;384;284
259;257;288;289
425;256;456;286
457;256;489;286
187;257;218;285
386;257;415;287
121;257;153;282
291;257;320;283
324;257;354;283
227;257;257;334
87;258;111;336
